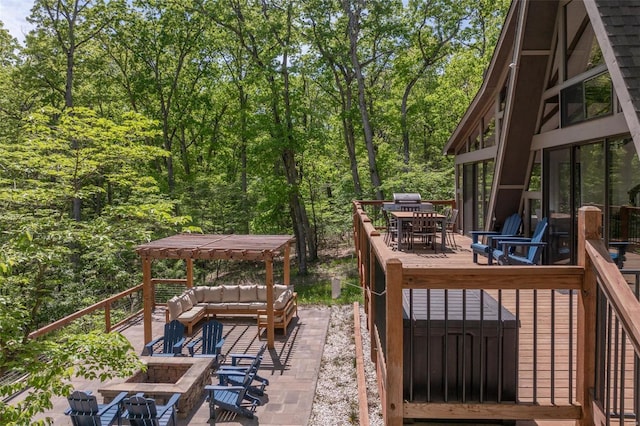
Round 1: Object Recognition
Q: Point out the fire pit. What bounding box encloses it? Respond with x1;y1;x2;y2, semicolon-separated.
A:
99;356;212;418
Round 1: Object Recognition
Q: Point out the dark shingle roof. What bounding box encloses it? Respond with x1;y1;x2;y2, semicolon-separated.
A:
591;0;640;122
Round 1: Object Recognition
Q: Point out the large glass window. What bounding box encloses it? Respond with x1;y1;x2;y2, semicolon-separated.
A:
462;160;494;233
565;0;604;80
545;138;639;265
546;148;572;264
575;142;606;210
561;72;612;126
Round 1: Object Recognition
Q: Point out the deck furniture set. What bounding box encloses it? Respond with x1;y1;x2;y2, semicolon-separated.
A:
165;284;297;336
68;324;270;423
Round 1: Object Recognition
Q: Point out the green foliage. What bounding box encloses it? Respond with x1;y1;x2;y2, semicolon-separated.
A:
0;297;142;425
295;276;363;306
0;1;511;420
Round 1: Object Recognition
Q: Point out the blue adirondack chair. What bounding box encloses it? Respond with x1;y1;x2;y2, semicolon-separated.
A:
122;393;180;426
216;344;269;396
65;390;127;426
493;217;549;265
206;368;262;420
609;241;629;268
187;319;225;361
471;213;522;264
143;320;185;356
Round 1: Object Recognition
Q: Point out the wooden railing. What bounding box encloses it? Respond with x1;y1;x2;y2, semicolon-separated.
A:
582;207;640;425
27;278;191;340
28;285;145;339
353;201;640;426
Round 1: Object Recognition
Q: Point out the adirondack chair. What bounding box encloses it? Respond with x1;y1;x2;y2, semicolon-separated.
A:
186;319;225;361
65;390;127;426
143;320;185;356
206;369;262;420
609;241;629;269
470;213;522;265
216;344;269;397
493;217;549;265
223;342;268;368
122;393;180;426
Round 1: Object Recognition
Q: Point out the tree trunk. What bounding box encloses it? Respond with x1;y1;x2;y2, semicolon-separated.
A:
344;0;384;200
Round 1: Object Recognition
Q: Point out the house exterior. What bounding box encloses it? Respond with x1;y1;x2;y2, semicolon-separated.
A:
444;0;640;265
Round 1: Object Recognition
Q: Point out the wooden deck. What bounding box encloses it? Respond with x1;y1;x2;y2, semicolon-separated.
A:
378;230;640;424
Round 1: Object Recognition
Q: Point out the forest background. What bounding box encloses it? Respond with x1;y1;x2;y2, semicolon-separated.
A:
0;0;509;422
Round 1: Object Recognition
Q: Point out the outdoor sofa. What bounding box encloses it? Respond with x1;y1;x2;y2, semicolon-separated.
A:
166;284;297;336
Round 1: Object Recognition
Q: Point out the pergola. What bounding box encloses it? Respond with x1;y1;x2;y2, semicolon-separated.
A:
135;234;295;349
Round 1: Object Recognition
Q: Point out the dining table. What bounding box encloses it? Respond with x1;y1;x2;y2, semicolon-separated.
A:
391;211;447;251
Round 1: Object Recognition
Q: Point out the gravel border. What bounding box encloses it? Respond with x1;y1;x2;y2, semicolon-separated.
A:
309;304;384;425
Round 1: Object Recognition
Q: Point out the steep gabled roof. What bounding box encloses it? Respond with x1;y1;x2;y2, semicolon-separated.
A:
442;1;518;155
445;0;640;156
587;0;640;148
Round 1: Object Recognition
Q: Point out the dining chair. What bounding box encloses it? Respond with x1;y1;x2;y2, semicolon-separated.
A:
445;209;459;249
410;212;438;252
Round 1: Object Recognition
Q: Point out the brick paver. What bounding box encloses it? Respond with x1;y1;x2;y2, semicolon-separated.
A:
34;306;330;425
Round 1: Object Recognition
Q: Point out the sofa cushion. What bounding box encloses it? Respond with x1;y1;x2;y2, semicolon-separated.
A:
205;302;227;310
180;293;193;310
225;302;253;310
193;286;206;303
185;288;198;305
239;284;257;302
274;284;288;299
221;285;240;302
167;296;183;321
250;302;267;310
274;289;292;310
204;286;223;303
177;305;205;321
257;285;267;302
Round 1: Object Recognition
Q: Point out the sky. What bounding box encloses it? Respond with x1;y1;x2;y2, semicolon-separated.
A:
0;0;34;44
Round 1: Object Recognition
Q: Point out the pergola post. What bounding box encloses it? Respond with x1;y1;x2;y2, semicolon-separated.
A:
186;258;194;288
283;242;291;286
142;257;153;345
266;257;275;348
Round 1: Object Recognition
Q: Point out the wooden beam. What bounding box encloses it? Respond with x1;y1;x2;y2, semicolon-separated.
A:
402;267;584;290
266;258;275;349
403;402;581;420
385;258;403;426
142;257;153;345
354;302;370;426
186;258;193;288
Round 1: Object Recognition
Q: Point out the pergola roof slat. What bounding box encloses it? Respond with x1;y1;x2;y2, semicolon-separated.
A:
135;234;294;261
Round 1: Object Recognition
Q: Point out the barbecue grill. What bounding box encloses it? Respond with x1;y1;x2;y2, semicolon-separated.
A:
392;193;422;204
382;193;427;211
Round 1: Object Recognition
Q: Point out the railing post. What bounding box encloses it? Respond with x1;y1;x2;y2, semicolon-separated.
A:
105;302;111;333
386;258;403;426
143;257;153;345
576;206;601;425
369;244;376;362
